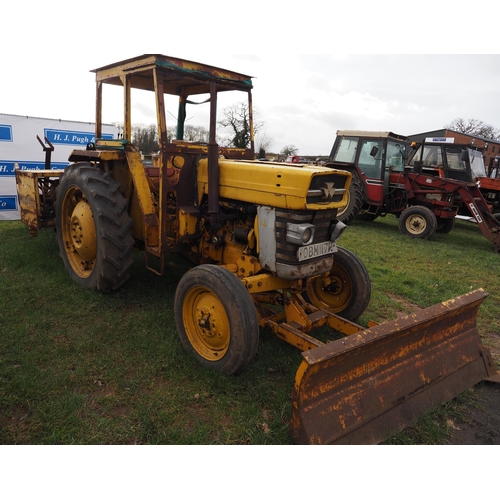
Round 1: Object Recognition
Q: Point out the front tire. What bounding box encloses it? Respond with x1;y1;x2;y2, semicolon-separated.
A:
174;265;259;375
55;163;134;292
398;206;437;240
304;247;371;321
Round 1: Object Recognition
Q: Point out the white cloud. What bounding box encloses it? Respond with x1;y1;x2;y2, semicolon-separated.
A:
2;2;499;157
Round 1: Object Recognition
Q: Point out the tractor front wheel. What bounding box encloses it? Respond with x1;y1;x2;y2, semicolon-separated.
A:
174;265;259;375
304;247;371;322
398;206;437;240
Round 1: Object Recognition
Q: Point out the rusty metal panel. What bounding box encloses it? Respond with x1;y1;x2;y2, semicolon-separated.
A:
15;169;64;236
15;169;41;234
124;150;159;250
290;288;497;444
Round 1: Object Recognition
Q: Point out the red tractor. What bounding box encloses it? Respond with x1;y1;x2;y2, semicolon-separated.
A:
327;130;500;251
406;137;500;216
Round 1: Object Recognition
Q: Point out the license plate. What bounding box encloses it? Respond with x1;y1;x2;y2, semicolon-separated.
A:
297;241;336;261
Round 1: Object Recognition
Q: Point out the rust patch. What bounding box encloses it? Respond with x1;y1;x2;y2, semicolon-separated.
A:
291;289;498;444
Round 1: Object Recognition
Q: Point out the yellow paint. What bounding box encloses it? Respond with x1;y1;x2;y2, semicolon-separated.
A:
124;150;159;248
196;159;351;211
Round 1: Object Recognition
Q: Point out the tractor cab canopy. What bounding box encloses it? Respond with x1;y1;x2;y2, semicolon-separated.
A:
407;139;487;183
330;130;408;179
92;54;253;94
91;54;255;156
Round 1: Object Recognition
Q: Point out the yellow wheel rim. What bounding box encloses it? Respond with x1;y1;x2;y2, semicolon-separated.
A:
182;286;230;361
60;187;97;278
307;268;352;313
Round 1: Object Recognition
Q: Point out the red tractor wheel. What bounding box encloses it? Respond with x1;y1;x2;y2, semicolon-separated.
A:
398;206;437;240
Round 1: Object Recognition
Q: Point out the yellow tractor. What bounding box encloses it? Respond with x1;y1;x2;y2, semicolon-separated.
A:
15;54;499;444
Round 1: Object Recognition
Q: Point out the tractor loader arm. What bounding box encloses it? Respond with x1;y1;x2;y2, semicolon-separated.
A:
454;183;500;252
410;174;500;252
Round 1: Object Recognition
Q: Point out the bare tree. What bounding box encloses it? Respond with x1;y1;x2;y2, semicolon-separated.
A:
445;118;500;141
183;125;209;142
280;144;299;156
256;131;273;158
218;102;263;149
132;124;158;153
114;122;210;149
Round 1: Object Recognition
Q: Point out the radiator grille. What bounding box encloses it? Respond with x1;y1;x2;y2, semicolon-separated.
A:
275;209;337;264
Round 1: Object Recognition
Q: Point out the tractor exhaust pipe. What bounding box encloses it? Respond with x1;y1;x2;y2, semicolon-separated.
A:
208;82;220;229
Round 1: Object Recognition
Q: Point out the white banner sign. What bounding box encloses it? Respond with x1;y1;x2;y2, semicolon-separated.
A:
0;113;117;220
425;137;455;143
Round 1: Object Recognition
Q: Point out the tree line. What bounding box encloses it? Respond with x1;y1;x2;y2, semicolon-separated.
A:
115;102;272;156
445;118;500;141
115;109;500;158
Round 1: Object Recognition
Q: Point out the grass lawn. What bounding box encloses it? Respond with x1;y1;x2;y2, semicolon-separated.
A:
1;215;499;444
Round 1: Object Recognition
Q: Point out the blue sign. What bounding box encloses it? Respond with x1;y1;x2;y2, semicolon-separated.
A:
0;124;13;142
44;128;114;146
0;160;69;176
0;195;17;211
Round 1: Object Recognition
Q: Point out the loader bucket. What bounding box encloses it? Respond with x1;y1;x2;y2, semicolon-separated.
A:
290;288;499;444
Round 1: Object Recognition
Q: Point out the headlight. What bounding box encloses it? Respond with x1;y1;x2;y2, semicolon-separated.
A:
329;220;346;242
286;222;315;246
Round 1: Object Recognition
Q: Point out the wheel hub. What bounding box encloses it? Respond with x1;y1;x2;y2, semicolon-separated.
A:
406;215;426;234
187;290;230;358
326;276;343;296
70;200;97;261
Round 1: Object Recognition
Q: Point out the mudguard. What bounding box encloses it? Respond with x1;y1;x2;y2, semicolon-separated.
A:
291;288;499;444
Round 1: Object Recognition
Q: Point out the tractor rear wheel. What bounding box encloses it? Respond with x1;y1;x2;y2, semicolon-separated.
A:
398;206;437;240
336;176;364;225
436;216;456;234
55;163;134;292
174;265;259;375
304;247;371;321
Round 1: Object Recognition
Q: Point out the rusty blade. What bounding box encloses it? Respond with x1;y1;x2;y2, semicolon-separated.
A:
290;288;497;445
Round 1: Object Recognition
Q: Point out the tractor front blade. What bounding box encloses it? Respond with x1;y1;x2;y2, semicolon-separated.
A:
291;288;499;444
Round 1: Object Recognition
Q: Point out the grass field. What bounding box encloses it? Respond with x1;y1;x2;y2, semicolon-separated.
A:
1;215;499;445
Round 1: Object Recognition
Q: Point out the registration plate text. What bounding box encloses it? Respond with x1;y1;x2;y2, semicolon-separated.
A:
297;241;336;261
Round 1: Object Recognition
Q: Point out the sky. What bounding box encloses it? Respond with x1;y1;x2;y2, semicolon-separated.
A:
3;3;500;157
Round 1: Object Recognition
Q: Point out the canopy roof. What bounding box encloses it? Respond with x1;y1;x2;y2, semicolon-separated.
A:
92;54;253;96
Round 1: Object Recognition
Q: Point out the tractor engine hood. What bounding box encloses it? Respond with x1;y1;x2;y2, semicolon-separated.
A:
197;159;351;211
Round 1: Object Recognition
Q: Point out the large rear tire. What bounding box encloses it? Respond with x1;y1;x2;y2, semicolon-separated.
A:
174;265;259;375
398;206;437;240
336;176;365;225
55;163;134;292
304;247;371;321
